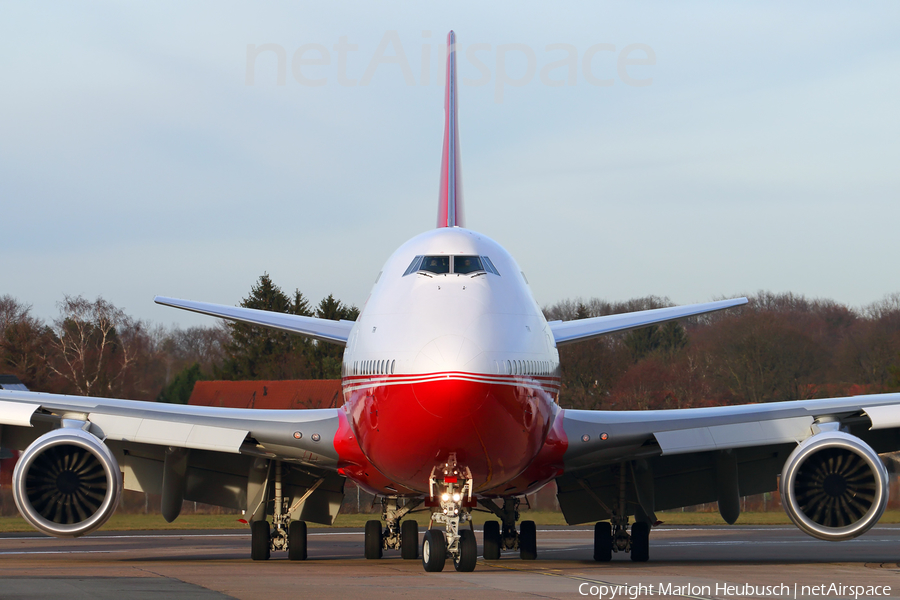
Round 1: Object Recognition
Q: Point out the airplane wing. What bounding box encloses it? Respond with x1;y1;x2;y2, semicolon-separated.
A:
555;392;900;532
154;296;355;345
548;298;748;345
0;389;346;528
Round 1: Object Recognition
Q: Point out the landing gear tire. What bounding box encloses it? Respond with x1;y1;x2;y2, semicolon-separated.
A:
401;520;419;560
483;520;501;560
365;520;383;559
454;529;477;572
519;520;537;560
422;529;446;572
593;522;612;562
251;520;270;561
288;520;307;561
630;522;650;562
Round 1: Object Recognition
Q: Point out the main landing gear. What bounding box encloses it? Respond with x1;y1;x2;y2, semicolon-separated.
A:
593;464;651;562
479;497;537;560
363;497;424;560
250;461;308;561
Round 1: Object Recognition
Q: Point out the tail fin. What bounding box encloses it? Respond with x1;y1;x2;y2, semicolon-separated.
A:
437;31;464;228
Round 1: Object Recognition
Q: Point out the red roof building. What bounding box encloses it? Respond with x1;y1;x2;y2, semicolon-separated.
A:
188;380;343;410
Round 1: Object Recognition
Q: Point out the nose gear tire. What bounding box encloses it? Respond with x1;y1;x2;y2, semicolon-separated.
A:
454;529;477;572
422;529;446;572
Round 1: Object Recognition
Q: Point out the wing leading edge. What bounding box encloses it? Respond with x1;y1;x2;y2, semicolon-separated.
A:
0;388;341;464
154;296;354;345
549;297;748;346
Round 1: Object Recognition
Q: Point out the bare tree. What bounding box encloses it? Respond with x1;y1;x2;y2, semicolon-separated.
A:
48;296;143;397
0;295;32;337
157;324;230;385
0;295;54;389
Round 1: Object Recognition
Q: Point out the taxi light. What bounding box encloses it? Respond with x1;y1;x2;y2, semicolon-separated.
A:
452;493;461;502
441;493;450;502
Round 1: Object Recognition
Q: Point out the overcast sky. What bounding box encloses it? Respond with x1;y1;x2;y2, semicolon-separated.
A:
2;2;898;329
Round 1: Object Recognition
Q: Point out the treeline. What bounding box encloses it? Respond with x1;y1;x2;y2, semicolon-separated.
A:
0;274;357;403
3;282;899;409
547;292;900;410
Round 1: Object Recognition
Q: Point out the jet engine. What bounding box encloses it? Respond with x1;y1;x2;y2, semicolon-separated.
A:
12;428;122;537
780;430;888;541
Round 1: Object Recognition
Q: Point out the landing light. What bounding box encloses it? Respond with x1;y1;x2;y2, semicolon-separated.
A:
441;493;450;502
452;493;461;502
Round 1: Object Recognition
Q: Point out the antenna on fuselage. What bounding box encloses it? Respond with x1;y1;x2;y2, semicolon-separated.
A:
437;30;464;229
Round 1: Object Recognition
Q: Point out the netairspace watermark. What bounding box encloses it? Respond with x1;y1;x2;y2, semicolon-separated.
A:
577;581;892;600
245;30;656;103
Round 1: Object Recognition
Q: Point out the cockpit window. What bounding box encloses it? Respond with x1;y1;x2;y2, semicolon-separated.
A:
481;256;500;276
453;256;483;274
403;254;500;276
403;256;424;276
420;256;450;274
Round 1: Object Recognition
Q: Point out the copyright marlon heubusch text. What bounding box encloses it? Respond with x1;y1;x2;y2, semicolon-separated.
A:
577;582;892;599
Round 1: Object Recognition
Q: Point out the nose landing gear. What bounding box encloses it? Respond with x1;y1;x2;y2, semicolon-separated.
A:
423;454;476;572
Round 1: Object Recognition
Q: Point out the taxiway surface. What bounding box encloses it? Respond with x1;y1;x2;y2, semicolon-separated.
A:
1;525;899;599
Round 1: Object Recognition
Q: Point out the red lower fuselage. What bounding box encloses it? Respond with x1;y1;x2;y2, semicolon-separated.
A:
336;372;566;496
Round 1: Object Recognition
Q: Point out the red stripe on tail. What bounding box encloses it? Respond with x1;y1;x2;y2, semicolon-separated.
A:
437;31;464;228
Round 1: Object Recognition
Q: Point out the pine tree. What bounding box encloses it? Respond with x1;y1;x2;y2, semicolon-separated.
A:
308;294;359;378
216;274;312;380
157;362;205;404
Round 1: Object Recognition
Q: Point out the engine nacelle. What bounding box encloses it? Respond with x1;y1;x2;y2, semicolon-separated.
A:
12;428;122;538
780;431;888;541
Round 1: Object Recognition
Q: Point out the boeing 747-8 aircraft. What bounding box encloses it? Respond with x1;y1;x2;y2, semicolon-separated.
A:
2;32;899;572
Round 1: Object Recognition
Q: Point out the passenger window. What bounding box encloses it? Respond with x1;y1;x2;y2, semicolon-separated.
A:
453;255;484;274
420;256;450;274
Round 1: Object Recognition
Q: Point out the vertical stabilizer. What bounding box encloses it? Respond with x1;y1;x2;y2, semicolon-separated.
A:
437;31;464;228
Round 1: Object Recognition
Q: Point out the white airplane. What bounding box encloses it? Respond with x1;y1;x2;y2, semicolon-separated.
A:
2;31;899;573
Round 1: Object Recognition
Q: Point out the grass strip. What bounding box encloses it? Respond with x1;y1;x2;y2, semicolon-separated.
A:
3;510;900;532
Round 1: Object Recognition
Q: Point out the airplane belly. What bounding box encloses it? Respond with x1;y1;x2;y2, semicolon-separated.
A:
342;374;559;493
